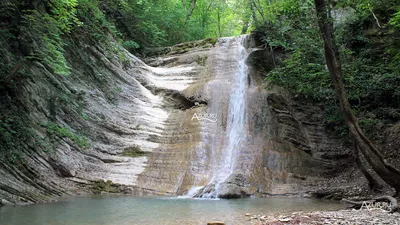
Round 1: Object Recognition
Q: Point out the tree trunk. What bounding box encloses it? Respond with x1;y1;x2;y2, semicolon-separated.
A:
241;12;250;34
183;0;197;26
217;7;221;37
249;0;258;26
251;0;265;22
314;0;400;194
354;142;383;191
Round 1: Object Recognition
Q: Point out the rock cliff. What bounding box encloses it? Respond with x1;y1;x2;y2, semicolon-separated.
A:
0;34;365;205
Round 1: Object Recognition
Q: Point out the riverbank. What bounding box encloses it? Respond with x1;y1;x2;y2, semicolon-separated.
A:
248;209;400;224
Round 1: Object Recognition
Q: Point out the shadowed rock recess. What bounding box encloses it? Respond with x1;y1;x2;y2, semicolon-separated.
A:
0;34;359;205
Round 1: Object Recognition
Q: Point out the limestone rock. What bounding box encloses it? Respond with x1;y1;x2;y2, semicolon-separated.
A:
0;31;359;206
217;183;249;199
217;174;251;199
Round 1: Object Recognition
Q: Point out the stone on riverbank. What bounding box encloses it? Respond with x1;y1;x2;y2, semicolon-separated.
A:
251;209;400;225
207;221;225;225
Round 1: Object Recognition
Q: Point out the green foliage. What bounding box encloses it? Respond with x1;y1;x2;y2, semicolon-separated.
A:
47;0;81;32
260;0;400;138
18;0;84;75
75;0;119;45
260;1;331;100
118;52;130;68
389;10;400;28
0;115;30;163
122;145;147;157
41;122;89;148
268;50;332;100
97;0;247;48
323;103;348;138
21;8;72;75
359;117;384;137
91;180;119;194
122;40;140;52
0;106;52;163
81;112;89;121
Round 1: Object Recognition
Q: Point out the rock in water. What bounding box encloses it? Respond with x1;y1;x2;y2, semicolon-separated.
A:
217;183;249;199
207;222;225;225
216;174;250;199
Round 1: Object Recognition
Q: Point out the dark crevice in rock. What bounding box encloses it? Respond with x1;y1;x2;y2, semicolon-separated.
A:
321;153;351;160
101;122;137;135
155;87;208;110
134;75;208;110
159;89;199;110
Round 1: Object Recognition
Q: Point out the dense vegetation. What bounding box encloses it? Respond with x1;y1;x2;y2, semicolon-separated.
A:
255;0;400;140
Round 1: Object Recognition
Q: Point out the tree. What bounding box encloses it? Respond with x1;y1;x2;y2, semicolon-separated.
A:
313;0;400;196
182;0;198;25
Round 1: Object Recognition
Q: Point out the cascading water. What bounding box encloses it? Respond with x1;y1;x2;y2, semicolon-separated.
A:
192;35;250;198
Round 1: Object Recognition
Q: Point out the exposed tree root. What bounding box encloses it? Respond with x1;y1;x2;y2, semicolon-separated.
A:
343;195;398;213
354;143;383;192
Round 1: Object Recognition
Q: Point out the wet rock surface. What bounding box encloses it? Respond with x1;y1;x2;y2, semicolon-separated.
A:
0;33;384;205
0;34;211;204
217;183;250;199
250;210;400;225
217;174;251;199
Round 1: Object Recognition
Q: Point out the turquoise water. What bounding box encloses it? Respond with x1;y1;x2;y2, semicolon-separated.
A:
0;196;344;225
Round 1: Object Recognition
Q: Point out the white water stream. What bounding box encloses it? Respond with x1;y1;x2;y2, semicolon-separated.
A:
188;35;250;198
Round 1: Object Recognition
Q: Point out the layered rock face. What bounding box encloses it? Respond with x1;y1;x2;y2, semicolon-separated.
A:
137;35;356;198
0;34;357;205
0;37;214;204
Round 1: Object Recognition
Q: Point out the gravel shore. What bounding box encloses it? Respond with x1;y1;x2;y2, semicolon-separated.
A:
248;209;400;225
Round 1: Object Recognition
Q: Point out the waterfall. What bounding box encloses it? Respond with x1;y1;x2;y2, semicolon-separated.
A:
137;34;338;200
212;35;249;194
189;35;250;198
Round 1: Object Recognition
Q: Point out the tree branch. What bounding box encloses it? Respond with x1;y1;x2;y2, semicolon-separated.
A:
370;8;381;28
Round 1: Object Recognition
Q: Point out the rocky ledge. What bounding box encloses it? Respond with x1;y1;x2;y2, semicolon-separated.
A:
248;210;400;225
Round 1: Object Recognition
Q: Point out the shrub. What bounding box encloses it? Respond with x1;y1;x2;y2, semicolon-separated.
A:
41;122;89;148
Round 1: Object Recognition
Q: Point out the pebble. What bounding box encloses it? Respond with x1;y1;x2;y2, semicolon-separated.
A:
207;221;225;225
249;209;400;224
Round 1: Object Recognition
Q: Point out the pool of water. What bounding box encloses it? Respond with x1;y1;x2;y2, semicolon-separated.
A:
0;196;344;225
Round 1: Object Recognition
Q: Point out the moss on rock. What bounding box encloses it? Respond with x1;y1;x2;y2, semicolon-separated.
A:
91;180;119;194
121;145;147;157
